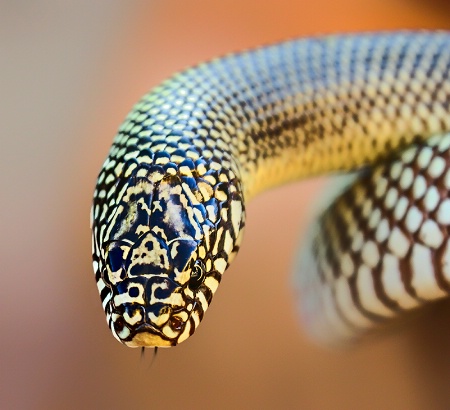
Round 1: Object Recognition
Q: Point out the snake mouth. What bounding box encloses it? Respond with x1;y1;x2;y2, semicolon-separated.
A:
126;323;175;347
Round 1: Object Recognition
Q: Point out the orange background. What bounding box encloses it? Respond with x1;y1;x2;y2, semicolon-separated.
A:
2;1;450;409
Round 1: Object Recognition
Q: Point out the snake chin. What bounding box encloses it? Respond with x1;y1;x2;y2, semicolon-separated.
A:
125;331;174;348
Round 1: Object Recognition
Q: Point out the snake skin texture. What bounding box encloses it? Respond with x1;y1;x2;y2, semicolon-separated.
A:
91;32;450;347
296;132;450;344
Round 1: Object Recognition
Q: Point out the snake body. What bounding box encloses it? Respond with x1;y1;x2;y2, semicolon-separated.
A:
91;32;450;347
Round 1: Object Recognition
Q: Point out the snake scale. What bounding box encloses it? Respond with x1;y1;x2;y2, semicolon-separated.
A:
91;32;450;348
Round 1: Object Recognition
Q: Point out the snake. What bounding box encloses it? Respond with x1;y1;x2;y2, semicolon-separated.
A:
91;32;450;348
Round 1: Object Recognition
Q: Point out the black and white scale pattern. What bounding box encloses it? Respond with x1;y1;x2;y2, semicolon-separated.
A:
92;32;450;347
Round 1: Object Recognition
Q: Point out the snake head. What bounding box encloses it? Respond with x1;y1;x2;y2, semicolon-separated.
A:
95;161;245;347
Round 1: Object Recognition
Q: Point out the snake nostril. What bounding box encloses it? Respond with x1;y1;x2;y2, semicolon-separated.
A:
113;316;126;334
169;316;184;331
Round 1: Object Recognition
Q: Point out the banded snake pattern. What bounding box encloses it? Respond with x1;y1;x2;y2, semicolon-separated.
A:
91;32;450;347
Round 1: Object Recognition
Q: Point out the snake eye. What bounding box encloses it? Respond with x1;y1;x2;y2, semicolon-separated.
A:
108;245;124;272
189;260;205;291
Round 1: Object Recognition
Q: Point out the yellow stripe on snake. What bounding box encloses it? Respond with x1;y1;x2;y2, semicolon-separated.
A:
91;32;450;348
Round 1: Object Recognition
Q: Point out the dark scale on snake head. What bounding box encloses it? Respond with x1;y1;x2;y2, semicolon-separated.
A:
92;32;450;348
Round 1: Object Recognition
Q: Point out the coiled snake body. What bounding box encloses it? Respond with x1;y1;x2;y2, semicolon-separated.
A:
91;32;450;347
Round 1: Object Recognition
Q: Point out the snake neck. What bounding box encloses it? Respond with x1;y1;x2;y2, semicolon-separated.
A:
169;32;450;201
99;31;450;259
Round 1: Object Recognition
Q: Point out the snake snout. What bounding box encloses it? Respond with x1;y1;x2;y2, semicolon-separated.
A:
122;276;184;348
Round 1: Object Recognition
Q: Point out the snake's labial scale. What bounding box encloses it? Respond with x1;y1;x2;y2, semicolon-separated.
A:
92;32;450;347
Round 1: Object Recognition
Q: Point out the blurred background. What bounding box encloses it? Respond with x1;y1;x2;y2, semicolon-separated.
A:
2;1;450;409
